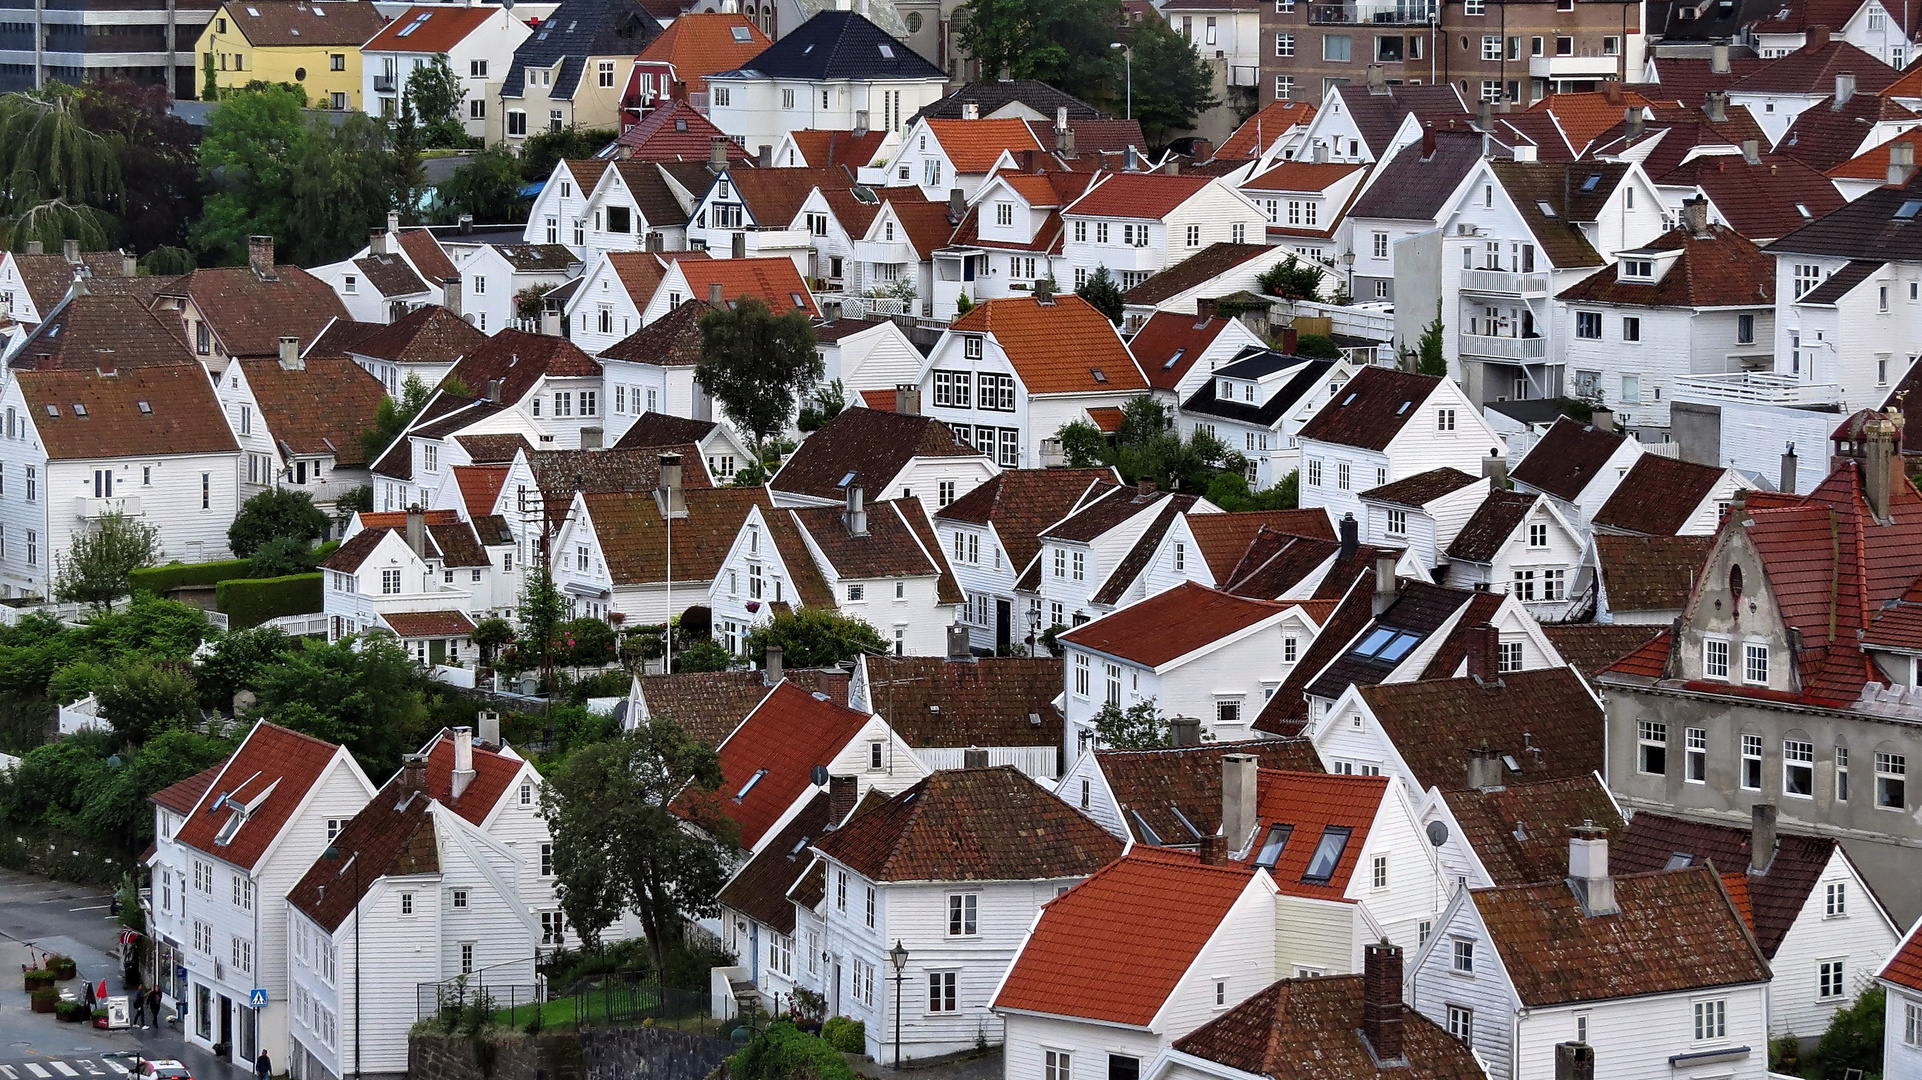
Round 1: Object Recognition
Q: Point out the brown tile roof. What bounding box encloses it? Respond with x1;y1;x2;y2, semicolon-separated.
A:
788;498;951;584
286;782;438;932
786;128;887;167
1062;582;1285;667
1593;455;1729;535
525;446;711;527
223;0;388;46
583;486;771;584
353;254;429;298
1529;89;1674;148
397;230;457;284
598;297;709;365
1091;494;1203;607
1778;93;1919;171
173;722;348;871
935;468;1114;576
764;504;837;610
1488;160;1626;268
949;294;1146;394
1475;864;1770;1006
860;656;1061;749
1041;482;1158;542
1613;811;1839;957
344;305;487;366
1558;225;1775;308
1661;152;1846;241
1296;366;1441;451
1445;490;1538;563
6;252;136;318
1510;416;1628;500
425;521;490;567
150;764;224;816
1120;244;1272;306
1541;624;1665;681
1064;172;1213;220
453;431;535;464
772;407;985;501
442;328;599;404
1128;311;1239;391
809;766;1123;882
238;355;387;466
9;292;194;371
167;263;348;358
1185;510;1336;580
1029;118;1144;153
1733;37;1899;95
415;730;524;825
709;679;876;848
305;317;385;359
1242;160;1366;194
884;197;964;256
1355;668;1605;791
320;525;392;572
995;848;1258;1024
1252;561;1382;731
725;166;857;228
1442;776;1624;886
1650;56;1770;106
1174;973;1486;1080
1096;739;1321;845
363;4;497;51
381;610;478;638
1347;128;1486;221
1300;580;1480;700
1358;467;1480;508
613;410;722;448
613;161;696;228
1596;534;1715;613
1216;100;1319;159
18;363;238;461
641;669;849;747
717;791;828;933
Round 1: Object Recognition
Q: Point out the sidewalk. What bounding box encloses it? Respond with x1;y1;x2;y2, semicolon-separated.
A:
852;1046;1003;1080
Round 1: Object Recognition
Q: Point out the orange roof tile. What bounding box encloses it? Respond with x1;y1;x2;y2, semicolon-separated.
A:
365;4;499;52
1062;581;1286;667
1086;406;1124;432
451;464;508;520
1242;161;1365;193
1882;911;1922;991
1238;770;1388;898
1829;136;1921;180
1217;100;1319;159
674;257;818;317
709;680;874;848
1064;172;1215;219
925;117;1045;173
420;731;526;827
996;172;1070;207
635;12;769;93
1529;90;1675;149
607;250;711;306
172;722;350;871
949;294;1145;394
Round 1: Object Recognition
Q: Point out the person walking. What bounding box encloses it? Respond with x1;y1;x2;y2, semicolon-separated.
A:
254;1051;272;1080
131;985;146;1028
146;989;162;1028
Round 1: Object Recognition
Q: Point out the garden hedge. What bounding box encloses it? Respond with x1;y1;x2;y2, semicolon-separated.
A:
129;560;251;595
216;573;322;628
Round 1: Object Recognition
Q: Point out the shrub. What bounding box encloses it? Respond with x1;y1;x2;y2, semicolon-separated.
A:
675;641;732;673
820;1016;866;1054
567;670;630;702
54;999;89;1022
246;535;318;578
128;560;251;595
1815;984;1884;1080
215;573;323;628
734;1021;859;1080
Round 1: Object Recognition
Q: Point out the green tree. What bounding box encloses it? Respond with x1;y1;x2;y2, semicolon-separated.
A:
743;608;887;669
190;83;306;265
202;52;218;102
1414;303;1447;377
1126;17;1222;144
674;640;733;673
1205;469;1298;511
246;535;319;578
696;296;822;457
228;487;329;558
139;246;196;275
75;78;202;254
1295;333;1341;359
1075;265;1125;324
96;660;198;744
1056;396;1238;492
518;127;619;184
247;635;430;779
406;54;466;148
385;94;428;224
1093;699;1167;748
797;378;847;432
472;617;515;668
1815;984;1884;1079
435;144;530;224
518;560;566;686
54;512;159;610
287;112;411;264
360;372;436;462
539;719;737;974
194;625;296;710
0;85;122;252
957;0;1124;105
1257;256;1323;302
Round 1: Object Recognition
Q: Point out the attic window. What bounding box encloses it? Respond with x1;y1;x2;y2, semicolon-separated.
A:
1664;851;1693;869
879;44;895;58
735;767;768;801
1301;825;1352;883
71;404;87;417
43;405;57;418
1163;348;1185;371
731;25;752;41
1795;203;1813;220
1580;174;1601;192
1091;368;1108;383
1537;200;1557;218
136;400;151;415
1501;754;1521;771
245;5;259;13
1254;823;1293;868
1395;400;1410;415
1341;392;1357;406
790;292;806;308
675;118;688;132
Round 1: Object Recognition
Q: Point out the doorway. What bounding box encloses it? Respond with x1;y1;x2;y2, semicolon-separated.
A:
218;994;233;1049
239;1003;258;1062
995;601;1011;654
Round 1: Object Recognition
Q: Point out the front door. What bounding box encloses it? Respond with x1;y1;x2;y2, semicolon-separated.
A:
995;600;1011;654
218;994;232;1049
429;638;448;666
833;961;843;1016
239;1002;257;1062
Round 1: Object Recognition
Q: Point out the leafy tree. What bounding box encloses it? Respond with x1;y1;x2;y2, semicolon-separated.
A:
560;617;617;667
286;112;413;264
472;618;515;667
1056;396;1237;492
54;512;158;610
733;1022;857;1080
1295;333;1341;359
957;0;1125;106
1075;265;1126;324
75;78;201;254
518;560;566;687
79;594;211;663
518;127;619;184
1126;16;1222;143
695;297;822;457
435;144;530;224
228;487;329;558
247;635;430;779
1092;699;1167;748
246;535;319;578
139;246;196;275
360;372;436;462
1256;256;1323;302
539;718;738;974
194;625;296;710
190;83;306;264
674;640;733;673
406;54;466;148
1414;303;1447;377
385;94;428;223
797;378;847;432
742;608;887;669
1205;469;1298;511
1814;984;1883;1079
202;52;218;103
0;85;122;251
96;660;199;744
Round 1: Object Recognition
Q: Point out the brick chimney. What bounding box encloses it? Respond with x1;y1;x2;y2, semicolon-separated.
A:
1280;325;1299;354
1361;942;1405;1062
1750;802;1777;873
1681;195;1711;238
1866;410;1901;523
1569;822;1619;916
1465;622;1499;682
828;775;858;824
1221;754;1259;852
1807;24;1832;48
1197;833;1226;865
248;235;277;281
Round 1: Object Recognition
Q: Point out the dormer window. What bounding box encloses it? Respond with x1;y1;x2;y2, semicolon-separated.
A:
964;335;983;360
1621;259;1653;278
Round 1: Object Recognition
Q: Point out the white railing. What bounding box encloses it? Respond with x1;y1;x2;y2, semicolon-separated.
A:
263;613;330;637
1460;269;1550;295
1292;298;1393;339
818;293;919;319
1672;371;1840;407
1460;333;1547;360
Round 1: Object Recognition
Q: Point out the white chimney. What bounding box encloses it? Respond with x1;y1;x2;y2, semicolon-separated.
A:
845;484;868;536
1222;753;1259;852
278;335;302;371
451;727;476;799
1835;71;1857;107
1569;822;1618;916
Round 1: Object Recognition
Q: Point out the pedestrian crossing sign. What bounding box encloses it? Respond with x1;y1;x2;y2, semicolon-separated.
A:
249;988;268;1008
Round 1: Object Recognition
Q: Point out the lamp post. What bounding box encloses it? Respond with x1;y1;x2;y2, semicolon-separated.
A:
1341;249;1356;303
324;845;362;1080
1110;42;1132;120
887;940;909;1069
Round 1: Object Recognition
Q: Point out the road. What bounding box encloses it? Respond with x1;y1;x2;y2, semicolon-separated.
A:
0;868;251;1080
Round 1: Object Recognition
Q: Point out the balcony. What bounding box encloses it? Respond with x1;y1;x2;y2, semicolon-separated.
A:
75;495;141;520
1528;54;1620;79
1460;268;1549;296
1672;371;1840;407
373;75;396;92
1309;2;1436;23
1228;65;1260;87
1460;333;1547;360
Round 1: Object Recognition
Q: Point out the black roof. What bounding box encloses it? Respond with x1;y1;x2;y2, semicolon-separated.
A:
1769;170;1922;259
1179;355;1335;428
1348;129;1485;221
913;79;1103;122
1303;581;1475;700
1795;259;1883;304
722;11;943;82
503;0;661;99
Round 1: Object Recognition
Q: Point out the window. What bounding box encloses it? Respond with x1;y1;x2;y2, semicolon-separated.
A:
1704;638;1730;679
400;892;414;915
1527;523;1548;549
947;893;977;935
507;110;527;137
1186;224;1201;248
1436;408;1456;432
1686;728;1707;782
1276;32;1295;55
1046;1051;1071;1080
232;875;254;911
1513;569;1536;602
1784;740;1814;796
1638;721;1667;775
1622;317;1641;342
848;583;865;601
1745;642;1769;684
1733;312;1753;345
1447;1006;1472;1046
1575;311;1601;339
1498;641;1522;672
854;960;875;1007
1878;752;1907;808
540;843;553;876
541;911;566;945
1323;34;1350;61
382;569;402;595
1074;653;1090;696
1105;663;1122;706
928;971;957;1012
1302;827;1351;883
452;889;468;909
1693;999;1726;1040
1795;263;1823;298
1275;75;1294;99
598;59;615;87
1481;35;1501;59
231;937;252;975
1372;855;1388;889
1336;462;1350;490
1837;747;1850;801
1386;509;1407;536
865;885;876;927
1741;734;1763;790
1216;699;1241;727
1073;551;1086;581
1825;881;1847;917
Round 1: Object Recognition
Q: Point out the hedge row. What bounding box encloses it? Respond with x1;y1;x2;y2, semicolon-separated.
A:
216;573;322;629
129;560;252;595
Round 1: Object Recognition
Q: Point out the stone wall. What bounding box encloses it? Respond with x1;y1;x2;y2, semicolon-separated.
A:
409;1025;731;1080
581;1025;733;1080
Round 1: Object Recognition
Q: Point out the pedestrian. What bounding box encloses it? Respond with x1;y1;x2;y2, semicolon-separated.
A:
147;991;162;1028
255;1051;272;1080
131;985;145;1027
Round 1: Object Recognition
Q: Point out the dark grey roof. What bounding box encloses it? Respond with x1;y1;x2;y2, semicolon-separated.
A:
503;0;661;99
1768;169;1922;259
913;80;1103;122
1178;356;1335;428
1347;129;1485;221
721;11;942;82
1335;83;1468;156
1794;259;1884;305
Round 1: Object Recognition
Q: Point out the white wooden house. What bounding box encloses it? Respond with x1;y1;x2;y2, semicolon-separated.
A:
1440;489;1592;621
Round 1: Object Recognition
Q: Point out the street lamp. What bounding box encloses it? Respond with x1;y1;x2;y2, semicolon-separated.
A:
887;940;909;1068
1110;42;1132;121
1340;249;1357;304
324;845;362;1080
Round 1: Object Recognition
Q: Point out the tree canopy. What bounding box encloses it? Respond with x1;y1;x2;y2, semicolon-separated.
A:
958;0;1125;107
695;296;822;456
1057;395;1240;492
742;608;887;668
1075;265;1126;324
54;512;158;610
406;54;467;148
1125;17;1222;143
360;372;436;463
228;488;329;559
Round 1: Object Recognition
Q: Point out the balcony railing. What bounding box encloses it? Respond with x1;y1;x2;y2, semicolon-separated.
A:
373;75;397;92
817;293;919;319
1460;268;1549;295
75;495;141;520
1672;371;1840;407
1310;3;1436;24
1460;333;1547;360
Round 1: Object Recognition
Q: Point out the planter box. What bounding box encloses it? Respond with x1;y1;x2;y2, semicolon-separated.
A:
24;974;52;992
30;997;55;1014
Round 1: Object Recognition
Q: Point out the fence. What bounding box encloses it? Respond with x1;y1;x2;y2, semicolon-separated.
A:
416;979;546;1026
569;973;728;1037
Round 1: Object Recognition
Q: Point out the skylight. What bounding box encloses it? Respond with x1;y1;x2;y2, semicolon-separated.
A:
1301;826;1351;883
396;12;431;35
1897;200;1922;221
1580;174;1601;192
732;25;752;41
1091;368;1107;383
1341;392;1357;406
1794;203;1811;219
1537;200;1557;218
1353;627;1420;664
245;5;260;14
878;44;895;57
1394;400;1410;415
734;767;768;801
136;400;151;415
44;405;57;418
1254;823;1293;869
1162;348;1185;371
72;404;87;417
1664;851;1693;869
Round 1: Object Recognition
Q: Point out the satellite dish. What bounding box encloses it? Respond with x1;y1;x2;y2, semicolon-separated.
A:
811;765;830;786
1425;820;1449;848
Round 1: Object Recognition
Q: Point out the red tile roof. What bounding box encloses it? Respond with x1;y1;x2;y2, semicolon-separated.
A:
1064;172;1215;220
633;13;769;93
1613;811;1841;957
238;355;387;467
1528;90;1672;148
1174;972;1486;1080
1128;311;1238;391
222;0;388;46
603;250;712;307
1441;776;1624;887
935;467;1114;573
641;668;850;748
420;730;527;826
150;764;224;816
949;294;1146;394
994;848;1257;1025
1558;225;1775;308
1097;740;1322;845
614;99;749;159
924;118;1044;172
452;464;508;520
709;680;875;848
1185;510;1335;580
1241;161;1364;193
18;363;238;461
1061;581;1286;667
172;721;351;871
1832;136;1922;179
786;129;887;167
1216;100;1319;159
1234;770;1387;899
364;4;497;52
673;257;818;317
1881;911;1922;992
1734;38;1899;96
717;791;829;934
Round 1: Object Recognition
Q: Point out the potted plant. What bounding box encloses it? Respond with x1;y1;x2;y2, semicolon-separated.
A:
54;999;88;1023
91;1008;108;1029
23;969;53;992
30;988;56;1013
46;955;76;980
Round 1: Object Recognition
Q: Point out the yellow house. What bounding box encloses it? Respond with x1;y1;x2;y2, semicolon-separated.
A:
196;0;390;109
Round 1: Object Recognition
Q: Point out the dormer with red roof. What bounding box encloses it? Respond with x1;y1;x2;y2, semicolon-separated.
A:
1127;311;1268;403
935;170;1096;314
1059;173;1267;295
648;256;819;325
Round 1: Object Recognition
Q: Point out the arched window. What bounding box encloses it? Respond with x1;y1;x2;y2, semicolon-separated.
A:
1729;563;1744;600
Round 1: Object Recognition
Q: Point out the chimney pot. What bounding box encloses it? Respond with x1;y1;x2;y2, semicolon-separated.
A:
963;747;990;767
278;335;302;370
1055;105;1070;132
62;239;79;263
1835;70;1856;106
1372;555;1398;615
1466;623;1499;683
23;241;41;256
764;644;784;685
452;727;476;799
1221;754;1259;852
1569;823;1619;915
1422;122;1436;157
1362;943;1405;1062
1742;138;1760;165
1170;716;1200;745
248;235;277;280
845;484;868;536
1868;411;1900;522
1338;512;1359;563
1711;40;1731;74
1751;803;1778;873
1781;441;1799;494
731;231;747;259
1197;833;1226;865
1555;1043;1596;1080
405;505;426;557
708;282;725;306
386;211;400;237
